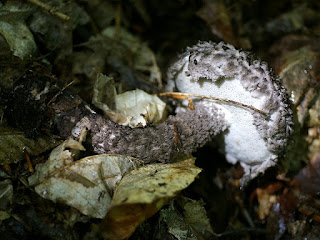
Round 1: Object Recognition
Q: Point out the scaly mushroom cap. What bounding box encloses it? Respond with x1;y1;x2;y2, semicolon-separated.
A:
167;41;293;183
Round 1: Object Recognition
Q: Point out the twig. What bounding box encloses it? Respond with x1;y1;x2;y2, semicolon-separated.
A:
158;92;268;116
114;3;121;40
27;0;70;21
213;227;266;237
47;80;75;106
11;213;32;232
24;147;34;173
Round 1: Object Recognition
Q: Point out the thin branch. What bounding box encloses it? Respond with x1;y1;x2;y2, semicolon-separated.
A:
114;3;121;40
47;80;75;106
213;227;266;237
27;0;70;21
158;92;268;117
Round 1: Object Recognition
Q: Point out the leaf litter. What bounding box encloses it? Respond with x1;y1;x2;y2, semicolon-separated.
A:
28;138;142;219
1;0;320;239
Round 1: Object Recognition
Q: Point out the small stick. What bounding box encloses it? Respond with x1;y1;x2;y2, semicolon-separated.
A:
11;213;32;232
158;92;268;116
166;93;194;110
27;0;70;21
24;147;34;173
47;80;75;106
299;209;320;222
114;3;121;40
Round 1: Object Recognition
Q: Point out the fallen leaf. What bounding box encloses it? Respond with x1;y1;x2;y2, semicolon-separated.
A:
182;198;214;238
100;158;201;240
92;73;117;115
256;188;279;220
93;73;166;127
102;26;162;88
196;0;237;46
0;179;13;209
265;5;315;37
0;211;10;221
28;139;142;218
293;151;320;195
114;89;166;127
0;1;37;60
0;125;61;165
160;197;214;240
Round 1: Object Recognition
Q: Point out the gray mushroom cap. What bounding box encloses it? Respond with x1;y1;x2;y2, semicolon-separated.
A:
167;41;293;183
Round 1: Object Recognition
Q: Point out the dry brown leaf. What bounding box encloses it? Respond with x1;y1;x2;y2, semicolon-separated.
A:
256;188;279;220
100;158;201;240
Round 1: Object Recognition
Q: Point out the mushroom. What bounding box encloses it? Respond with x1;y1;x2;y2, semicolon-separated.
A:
167;41;293;183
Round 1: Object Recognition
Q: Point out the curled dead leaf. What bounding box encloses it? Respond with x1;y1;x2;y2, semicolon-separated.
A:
93;73;166;127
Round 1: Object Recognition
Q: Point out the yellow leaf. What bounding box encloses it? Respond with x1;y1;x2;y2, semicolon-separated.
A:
100;158;201;240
